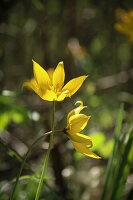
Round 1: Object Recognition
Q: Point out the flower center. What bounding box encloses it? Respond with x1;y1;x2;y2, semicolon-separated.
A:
53;83;64;95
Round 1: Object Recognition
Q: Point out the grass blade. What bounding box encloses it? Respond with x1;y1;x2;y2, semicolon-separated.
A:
110;127;133;200
101;104;124;200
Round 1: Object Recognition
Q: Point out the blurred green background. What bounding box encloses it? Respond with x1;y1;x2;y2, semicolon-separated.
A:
0;0;133;199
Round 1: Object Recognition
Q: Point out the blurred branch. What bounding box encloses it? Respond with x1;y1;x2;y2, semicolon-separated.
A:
97;68;133;89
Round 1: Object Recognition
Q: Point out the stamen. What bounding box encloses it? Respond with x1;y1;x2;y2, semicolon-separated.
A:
56;83;59;89
60;83;64;89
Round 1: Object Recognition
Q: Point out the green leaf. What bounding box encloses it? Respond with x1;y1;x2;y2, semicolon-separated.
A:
101;104;124;200
110;128;133;200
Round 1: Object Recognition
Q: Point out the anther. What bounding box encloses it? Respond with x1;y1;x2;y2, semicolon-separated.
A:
56;83;59;89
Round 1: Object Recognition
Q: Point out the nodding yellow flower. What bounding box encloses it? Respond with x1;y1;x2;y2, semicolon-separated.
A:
22;60;88;101
115;9;133;43
64;101;100;159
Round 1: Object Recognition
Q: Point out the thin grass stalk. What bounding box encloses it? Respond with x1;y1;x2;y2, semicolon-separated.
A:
101;104;124;200
35;101;55;200
9;130;52;200
109;125;131;198
110;128;133;200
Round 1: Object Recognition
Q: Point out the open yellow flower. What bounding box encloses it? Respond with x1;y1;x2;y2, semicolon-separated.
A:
64;101;100;159
22;60;88;101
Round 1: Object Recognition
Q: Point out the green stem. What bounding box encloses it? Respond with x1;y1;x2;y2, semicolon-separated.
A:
35;101;55;200
9;130;55;200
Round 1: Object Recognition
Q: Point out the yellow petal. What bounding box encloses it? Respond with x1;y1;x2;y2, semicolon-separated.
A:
57;90;69;101
67;101;87;122
114;23;130;35
32;60;51;90
23;78;57;101
72;141;101;159
47;68;54;82
69;132;93;147
67;114;90;134
53;61;65;89
22;78;42;96
41;90;57;101
62;76;88;97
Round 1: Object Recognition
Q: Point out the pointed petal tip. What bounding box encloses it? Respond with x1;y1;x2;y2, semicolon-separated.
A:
82;75;88;81
89;155;101;159
97;156;101;159
59;61;63;64
58;61;64;69
57;61;64;67
86;115;91;122
32;59;36;64
85;149;101;159
32;59;37;68
32;59;40;67
84;75;88;79
32;59;38;65
93;155;101;159
75;100;83;106
79;75;88;80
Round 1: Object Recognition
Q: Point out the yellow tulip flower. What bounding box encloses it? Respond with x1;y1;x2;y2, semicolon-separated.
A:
23;60;88;101
115;9;133;43
64;101;100;159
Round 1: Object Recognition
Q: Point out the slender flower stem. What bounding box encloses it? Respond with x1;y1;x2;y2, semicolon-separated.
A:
35;101;55;200
9;128;60;200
